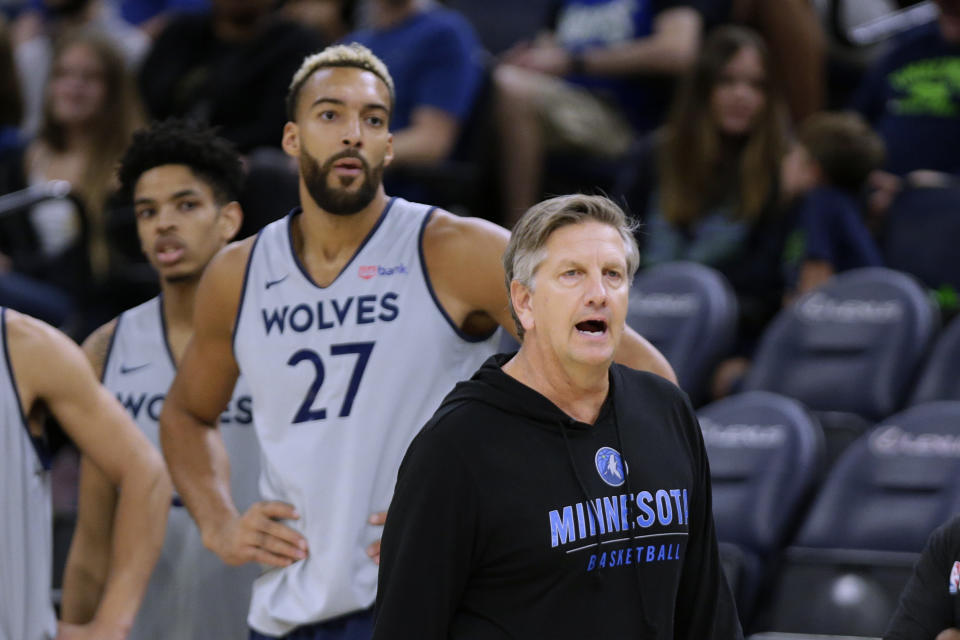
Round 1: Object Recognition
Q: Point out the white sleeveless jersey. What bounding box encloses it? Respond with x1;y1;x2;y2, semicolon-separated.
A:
102;296;261;640
234;199;498;635
0;308;57;640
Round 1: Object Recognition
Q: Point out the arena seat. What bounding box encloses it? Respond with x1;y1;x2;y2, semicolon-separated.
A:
628;261;738;405
755;401;960;636
698;391;825;626
882;185;960;295
742;267;937;461
908;312;960;404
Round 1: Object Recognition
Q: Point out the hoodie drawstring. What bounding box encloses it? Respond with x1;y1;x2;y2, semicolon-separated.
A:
559;418;605;581
612;396;659;638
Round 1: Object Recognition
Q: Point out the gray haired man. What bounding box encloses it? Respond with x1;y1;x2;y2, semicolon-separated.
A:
373;194;742;639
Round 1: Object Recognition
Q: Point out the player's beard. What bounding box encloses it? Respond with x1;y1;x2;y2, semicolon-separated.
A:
301;147;383;216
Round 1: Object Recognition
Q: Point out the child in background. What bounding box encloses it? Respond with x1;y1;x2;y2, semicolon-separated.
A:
782;111;885;297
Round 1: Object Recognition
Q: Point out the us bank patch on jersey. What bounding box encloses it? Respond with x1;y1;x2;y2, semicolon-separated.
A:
595;446;626;487
950;560;960;594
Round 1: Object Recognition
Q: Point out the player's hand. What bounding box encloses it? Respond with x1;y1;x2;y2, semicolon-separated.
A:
367;510;386;565
56;620;125;640
935;629;960;640
207;501;308;568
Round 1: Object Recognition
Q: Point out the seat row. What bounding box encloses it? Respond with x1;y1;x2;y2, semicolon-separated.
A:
699;392;960;636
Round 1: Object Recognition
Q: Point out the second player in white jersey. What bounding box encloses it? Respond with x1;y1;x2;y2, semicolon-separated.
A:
234;198;498;634
103;296;261;640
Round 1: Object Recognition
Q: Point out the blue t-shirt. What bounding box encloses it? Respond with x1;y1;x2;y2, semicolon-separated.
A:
552;0;692;132
791;186;883;278
347;9;483;133
852;20;960;176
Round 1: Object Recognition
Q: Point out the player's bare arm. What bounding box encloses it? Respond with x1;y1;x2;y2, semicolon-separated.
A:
159;237;308;568
5;310;170;640
60;320;122;624
422;211;677;382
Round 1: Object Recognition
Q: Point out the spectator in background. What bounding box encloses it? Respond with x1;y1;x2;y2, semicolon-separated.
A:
12;0;148;134
618;25;789;353
138;0;325;154
494;0;704;224
884;514;960;640
0;30;142;330
0;18;74;327
853;0;960;209
347;0;483;171
781;111;885;298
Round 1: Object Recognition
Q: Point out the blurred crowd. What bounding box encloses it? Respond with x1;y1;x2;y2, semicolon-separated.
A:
0;0;958;394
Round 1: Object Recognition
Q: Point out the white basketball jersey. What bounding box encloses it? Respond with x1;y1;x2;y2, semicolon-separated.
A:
102;296;261;640
234;199;498;635
0;308;57;640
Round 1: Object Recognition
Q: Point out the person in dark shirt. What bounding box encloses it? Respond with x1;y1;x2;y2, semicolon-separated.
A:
853;0;960;178
852;0;960;215
373;194;741;639
138;0;325;153
885;514;960;640
781;111;885;297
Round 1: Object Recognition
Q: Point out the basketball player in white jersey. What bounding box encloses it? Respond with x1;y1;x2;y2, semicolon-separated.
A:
160;44;675;639
59;119;263;639
0;307;170;640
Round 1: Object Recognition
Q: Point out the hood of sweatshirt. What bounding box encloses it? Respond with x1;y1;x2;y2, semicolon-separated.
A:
437;352;615;433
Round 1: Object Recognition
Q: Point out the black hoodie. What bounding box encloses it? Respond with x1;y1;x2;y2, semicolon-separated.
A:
373;354;743;640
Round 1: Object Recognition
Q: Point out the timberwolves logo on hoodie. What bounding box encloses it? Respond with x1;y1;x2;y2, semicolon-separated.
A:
548;447;688;572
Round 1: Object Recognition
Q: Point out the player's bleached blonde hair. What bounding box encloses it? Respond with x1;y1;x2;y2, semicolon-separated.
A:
286;43;396;121
503;194;640;339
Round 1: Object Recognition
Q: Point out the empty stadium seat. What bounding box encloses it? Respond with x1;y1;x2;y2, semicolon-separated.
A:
742;267;937;460
698;391;825;625
909;312;960;404
883;185;960;295
628;261;738;405
756;401;960;636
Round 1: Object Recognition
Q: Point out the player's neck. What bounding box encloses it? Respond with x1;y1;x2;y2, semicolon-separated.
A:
295;189;390;282
503;344;610;425
160;279;199;363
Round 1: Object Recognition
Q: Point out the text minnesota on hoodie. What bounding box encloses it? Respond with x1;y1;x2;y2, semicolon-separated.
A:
374;355;742;639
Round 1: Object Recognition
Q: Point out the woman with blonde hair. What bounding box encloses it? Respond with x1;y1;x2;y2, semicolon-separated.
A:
0;28;142;330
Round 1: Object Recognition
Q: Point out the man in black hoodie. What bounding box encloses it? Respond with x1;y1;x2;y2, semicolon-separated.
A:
373;194;742;639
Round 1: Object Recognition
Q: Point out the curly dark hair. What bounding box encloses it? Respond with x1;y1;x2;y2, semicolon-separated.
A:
117;118;244;205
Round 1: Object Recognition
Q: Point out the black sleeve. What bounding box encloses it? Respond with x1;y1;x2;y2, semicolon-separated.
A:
372;420;480;640
884;517;960;640
672;394;744;640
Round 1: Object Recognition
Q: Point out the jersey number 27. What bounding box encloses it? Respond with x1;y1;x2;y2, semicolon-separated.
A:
287;342;374;423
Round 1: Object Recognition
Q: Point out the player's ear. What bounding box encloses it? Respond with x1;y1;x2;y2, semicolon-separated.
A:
218;201;243;242
282;122;300;158
510;280;535;334
383;132;394;168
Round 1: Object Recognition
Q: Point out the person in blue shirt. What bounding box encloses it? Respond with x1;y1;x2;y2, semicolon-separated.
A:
494;0;705;223
781;111;885;297
346;0;483;170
